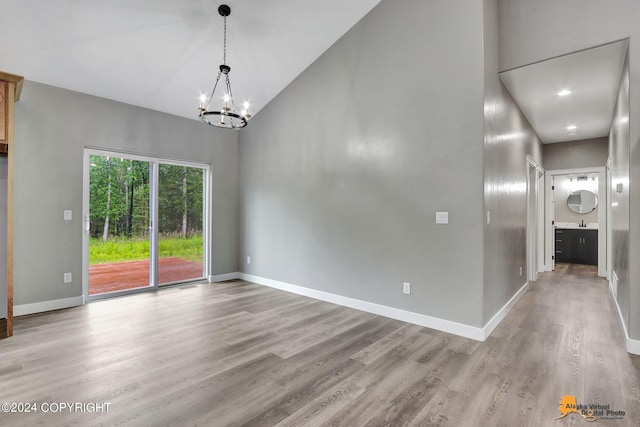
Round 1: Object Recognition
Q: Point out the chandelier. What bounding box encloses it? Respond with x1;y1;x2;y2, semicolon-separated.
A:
198;4;251;129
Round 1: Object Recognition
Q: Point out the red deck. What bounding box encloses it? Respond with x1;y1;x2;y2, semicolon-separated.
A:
89;257;204;295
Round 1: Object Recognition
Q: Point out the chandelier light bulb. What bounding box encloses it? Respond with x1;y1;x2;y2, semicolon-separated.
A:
199;94;207;109
241;101;251;118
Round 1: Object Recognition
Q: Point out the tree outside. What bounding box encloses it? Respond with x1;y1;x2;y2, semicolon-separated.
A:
89;155;205;291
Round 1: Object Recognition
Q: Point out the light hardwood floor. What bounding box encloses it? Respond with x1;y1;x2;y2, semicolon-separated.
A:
1;264;639;426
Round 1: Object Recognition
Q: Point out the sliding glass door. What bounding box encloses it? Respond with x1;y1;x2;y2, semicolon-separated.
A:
87;155;152;295
157;164;205;285
83;150;210;300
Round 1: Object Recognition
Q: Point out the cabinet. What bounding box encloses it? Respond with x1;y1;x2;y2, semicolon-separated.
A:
555;228;598;266
0;71;23;339
0;82;6;145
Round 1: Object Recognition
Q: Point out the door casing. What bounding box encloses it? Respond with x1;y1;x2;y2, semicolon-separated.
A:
82;148;212;302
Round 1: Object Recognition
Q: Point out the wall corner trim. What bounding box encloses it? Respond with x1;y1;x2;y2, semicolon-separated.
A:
609;280;640;355
482;282;529;340
239;273;492;341
14;296;84;317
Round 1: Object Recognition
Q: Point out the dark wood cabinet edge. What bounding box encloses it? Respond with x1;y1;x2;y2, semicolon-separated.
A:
0;318;7;339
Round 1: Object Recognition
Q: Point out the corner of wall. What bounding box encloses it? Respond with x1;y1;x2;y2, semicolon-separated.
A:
481;0;538;327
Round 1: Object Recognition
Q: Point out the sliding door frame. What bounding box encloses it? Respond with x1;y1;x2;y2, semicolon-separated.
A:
156;159;211;287
82;148;211;302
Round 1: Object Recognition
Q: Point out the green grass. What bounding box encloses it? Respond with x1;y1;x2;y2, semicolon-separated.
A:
158;235;203;263
90;235;203;264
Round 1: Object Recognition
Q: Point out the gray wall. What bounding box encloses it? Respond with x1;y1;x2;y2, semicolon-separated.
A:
483;0;543;324
14;81;239;306
240;0;486;327
543;137;609;170
498;0;637;339
0;157;6;319
610;54;630;330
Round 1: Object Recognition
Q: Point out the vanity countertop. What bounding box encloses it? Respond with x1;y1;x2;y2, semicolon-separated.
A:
554;222;598;230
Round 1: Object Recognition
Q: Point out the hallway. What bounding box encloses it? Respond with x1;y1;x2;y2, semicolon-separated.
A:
0;265;638;426
510;263;640;425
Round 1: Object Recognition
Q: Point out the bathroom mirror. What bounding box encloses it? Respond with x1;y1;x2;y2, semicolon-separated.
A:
567;190;598;214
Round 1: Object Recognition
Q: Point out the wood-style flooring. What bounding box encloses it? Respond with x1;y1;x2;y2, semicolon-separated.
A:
1;263;639;426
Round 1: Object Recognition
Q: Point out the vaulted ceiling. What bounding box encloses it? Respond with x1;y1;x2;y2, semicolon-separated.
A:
0;0;381;120
2;0;626;142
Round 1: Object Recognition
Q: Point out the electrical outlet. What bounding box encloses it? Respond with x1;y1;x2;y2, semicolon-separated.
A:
403;282;411;295
247;256;251;264
486;211;490;224
64;272;72;283
519;267;522;277
435;212;448;224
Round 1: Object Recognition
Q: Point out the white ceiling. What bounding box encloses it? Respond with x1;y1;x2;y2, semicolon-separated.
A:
499;40;628;144
0;0;381;120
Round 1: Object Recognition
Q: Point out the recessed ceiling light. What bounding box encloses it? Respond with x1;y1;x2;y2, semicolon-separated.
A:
558;89;572;96
566;125;577;131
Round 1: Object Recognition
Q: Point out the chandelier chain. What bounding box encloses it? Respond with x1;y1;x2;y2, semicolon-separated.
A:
223;16;227;65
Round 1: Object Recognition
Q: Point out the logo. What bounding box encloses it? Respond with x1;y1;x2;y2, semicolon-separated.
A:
555;395;626;422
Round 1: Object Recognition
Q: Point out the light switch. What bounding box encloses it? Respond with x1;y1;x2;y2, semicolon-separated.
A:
435;211;449;224
403;282;411;294
487;211;491;224
64;210;72;221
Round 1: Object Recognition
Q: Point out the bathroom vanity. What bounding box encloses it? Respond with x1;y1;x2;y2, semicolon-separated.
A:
553;186;600;267
555;225;598;266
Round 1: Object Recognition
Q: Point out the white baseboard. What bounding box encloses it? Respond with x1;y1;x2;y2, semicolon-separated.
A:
483;282;529;339
239;273;526;342
628;337;640;355
609;280;640;355
209;272;240;283
14;296;85;317
10;274;529;343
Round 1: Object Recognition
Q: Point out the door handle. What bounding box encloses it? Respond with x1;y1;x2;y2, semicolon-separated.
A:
84;215;91;232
